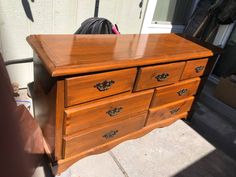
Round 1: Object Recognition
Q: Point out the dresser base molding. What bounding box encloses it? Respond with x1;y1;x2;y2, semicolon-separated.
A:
51;113;187;175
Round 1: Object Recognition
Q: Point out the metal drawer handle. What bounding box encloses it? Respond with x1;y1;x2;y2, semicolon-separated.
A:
94;80;115;91
103;130;118;139
195;66;205;73
170;108;180;115
177;88;188;96
155;73;169;81
106;107;123;117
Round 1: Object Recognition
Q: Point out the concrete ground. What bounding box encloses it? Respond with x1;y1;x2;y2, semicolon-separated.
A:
32;120;236;177
15;88;236;177
191;78;236;161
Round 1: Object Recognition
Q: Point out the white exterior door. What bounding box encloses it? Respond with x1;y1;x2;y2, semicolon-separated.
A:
141;0;196;34
78;0;148;34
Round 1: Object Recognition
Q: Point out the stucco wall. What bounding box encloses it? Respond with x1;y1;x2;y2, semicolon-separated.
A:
0;0;146;87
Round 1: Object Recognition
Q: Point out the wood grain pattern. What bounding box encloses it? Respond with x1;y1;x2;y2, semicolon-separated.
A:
28;34;216;175
146;97;194;125
33;54;66;160
181;58;208;80
65;68;137;106
63;111;147;158
26;34;213;77
32;54;57;159
52;112;187;175
150;77;200;108
186;56;217;121
54;80;65;160
134;62;185;91
65;90;153;135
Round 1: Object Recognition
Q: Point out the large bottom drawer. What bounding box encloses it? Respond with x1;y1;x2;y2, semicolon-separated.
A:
63;111;147;158
146;97;194;125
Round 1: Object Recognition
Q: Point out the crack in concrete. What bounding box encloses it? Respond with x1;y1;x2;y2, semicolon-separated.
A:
109;151;129;177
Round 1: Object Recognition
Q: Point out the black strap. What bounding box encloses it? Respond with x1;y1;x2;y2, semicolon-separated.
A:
94;0;100;17
22;0;34;22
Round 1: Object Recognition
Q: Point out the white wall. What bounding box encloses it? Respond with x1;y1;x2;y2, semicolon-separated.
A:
0;0;83;87
0;0;146;88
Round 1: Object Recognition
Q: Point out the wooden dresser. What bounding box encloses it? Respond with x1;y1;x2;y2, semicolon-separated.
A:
27;34;215;175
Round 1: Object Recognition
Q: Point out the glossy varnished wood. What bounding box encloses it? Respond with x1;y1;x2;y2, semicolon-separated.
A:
146;97;194;125
151;77;200;107
181;58;208;80
27;34;213;77
64;90;153;135
65;68;136;106
63;111;147;158
134;62;185;91
52;112;187;175
28;34;216;175
32;55;64;160
55;80;65;160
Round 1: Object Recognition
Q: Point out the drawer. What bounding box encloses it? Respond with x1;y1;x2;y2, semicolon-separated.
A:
134;62;185;91
150;78;200;108
63;111;147;158
146;97;194;125
65;68;137;106
64;90;153;135
181;58;208;80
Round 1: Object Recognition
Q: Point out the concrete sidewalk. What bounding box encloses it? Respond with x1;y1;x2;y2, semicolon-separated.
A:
32;120;236;177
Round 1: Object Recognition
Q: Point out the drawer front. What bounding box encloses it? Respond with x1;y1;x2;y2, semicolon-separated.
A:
181;58;208;80
146;97;194;125
134;62;185;91
63;111;147;158
64;90;153;135
151;78;200;108
65;68;137;106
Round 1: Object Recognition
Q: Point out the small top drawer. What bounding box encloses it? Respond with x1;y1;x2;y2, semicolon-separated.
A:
151;77;200;108
181;58;208;80
134;62;185;91
65;68;137;106
64;90;153;135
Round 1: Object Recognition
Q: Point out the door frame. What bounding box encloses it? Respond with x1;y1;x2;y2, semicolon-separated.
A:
210;23;235;82
141;0;198;34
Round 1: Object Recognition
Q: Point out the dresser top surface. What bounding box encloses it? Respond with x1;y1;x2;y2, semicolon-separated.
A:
27;33;213;77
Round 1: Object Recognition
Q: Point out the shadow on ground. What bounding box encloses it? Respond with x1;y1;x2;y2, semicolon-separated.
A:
173;150;236;177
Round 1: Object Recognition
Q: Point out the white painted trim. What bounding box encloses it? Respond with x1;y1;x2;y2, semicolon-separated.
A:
211;22;235;75
213;23;235;47
141;0;192;34
141;0;157;33
142;23;185;34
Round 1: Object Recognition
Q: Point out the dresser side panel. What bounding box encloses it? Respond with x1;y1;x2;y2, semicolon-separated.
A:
33;54;63;160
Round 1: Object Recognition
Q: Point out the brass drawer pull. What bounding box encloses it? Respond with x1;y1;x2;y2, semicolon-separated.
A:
103;130;118;139
155;73;169;81
106;107;123;117
177;88;188;96
195;66;205;73
94;80;115;91
170;108;180;115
